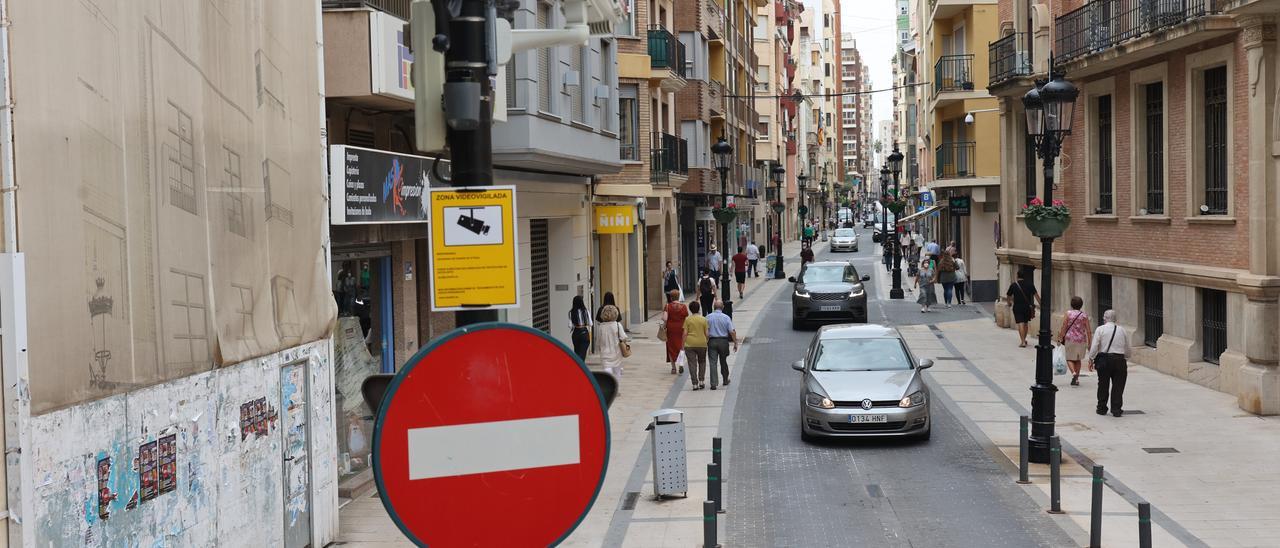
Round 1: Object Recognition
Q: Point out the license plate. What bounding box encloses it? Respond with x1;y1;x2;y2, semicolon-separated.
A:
819;305;842;312
849;415;887;423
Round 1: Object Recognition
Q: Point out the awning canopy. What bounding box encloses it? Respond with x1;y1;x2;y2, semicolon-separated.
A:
896;204;945;225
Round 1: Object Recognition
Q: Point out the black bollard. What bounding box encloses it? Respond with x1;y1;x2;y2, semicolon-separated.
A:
1138;502;1152;548
1048;435;1062;514
708;463;724;513
712;436;722;466
703;500;718;548
1090;465;1104;548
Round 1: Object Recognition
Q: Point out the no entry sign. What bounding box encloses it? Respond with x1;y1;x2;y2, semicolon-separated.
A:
372;323;611;546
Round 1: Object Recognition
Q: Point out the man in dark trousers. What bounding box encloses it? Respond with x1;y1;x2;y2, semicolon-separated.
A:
1087;309;1131;417
731;247;749;299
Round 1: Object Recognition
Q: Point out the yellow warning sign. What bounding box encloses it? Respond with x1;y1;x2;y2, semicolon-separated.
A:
428;186;519;311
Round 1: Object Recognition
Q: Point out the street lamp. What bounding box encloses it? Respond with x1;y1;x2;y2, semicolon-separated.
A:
888;145;905;299
1022;57;1079;464
797;170;809;244
819;170;829;241
711;136;735;317
771;163;787;279
879;166;891;273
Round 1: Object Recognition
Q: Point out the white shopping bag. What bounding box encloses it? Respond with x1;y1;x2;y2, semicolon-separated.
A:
1052;345;1068;376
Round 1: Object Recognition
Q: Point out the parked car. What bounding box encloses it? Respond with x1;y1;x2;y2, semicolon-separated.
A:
830;228;859;252
863;218;876;228
789;261;870;328
792;324;933;442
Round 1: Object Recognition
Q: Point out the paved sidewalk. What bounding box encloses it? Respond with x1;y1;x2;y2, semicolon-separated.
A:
898;317;1280;547
333;238;822;547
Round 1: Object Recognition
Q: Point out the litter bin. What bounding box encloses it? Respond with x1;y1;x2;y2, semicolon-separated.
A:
646;408;687;498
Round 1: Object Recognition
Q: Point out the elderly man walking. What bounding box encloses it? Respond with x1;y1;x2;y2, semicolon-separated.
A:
705;301;738;390
1087;309;1132;417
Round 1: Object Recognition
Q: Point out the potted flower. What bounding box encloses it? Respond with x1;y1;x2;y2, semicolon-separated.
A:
712;203;739;225
884;200;907;216
1022;198;1071;238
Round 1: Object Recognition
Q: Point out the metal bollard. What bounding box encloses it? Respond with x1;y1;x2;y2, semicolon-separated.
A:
1017;415;1030;484
1090;465;1105;548
703;500;719;548
712;436;722;466
1138;502;1152;548
1048;436;1063;514
708;463;724;513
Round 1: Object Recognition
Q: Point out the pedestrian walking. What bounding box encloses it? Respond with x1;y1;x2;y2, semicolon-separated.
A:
1087;309;1131;417
732;246;749;299
915;256;938;312
746;241;761;277
595;291;623;326
800;244;815;264
706;245;723;282
1058;296;1093;386
696;269;717;319
1006;267;1040;347
662;260;681;297
705;301;738;390
596;304;630;377
661;290;688;374
938;250;959;307
953;252;968;305
683;301;710;390
568;296;592;360
803;224;815;247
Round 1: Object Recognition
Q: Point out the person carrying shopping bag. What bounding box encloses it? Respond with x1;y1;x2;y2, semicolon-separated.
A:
1058;296;1093;386
660;290;688;374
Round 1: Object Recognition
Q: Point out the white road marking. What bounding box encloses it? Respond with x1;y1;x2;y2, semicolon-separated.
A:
407;415;580;480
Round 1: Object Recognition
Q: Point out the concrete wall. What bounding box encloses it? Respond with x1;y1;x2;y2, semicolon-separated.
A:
22;341;335;547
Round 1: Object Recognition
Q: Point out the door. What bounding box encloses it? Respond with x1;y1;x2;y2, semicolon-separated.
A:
530;219;551;332
281;362;312;548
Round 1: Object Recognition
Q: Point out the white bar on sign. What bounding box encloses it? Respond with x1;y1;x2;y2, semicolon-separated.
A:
407;415;581;480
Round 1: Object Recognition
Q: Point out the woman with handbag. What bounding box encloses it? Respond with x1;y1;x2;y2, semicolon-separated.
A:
568;296;592;360
597;304;629;377
1006;267;1041;347
1058;296;1093;386
660;290;688;374
953;251;968;305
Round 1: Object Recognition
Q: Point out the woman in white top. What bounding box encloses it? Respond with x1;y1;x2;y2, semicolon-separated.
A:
596;304;630;377
952;251;968;305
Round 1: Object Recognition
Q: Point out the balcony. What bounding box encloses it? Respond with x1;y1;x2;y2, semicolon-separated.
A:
650;132;689;183
988;32;1032;88
708;80;726;119
935;142;976;180
648;26;689;92
933;54;975;95
323;0;409;19
1055;0;1232;78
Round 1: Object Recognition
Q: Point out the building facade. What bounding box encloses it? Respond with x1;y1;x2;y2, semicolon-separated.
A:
989;0;1280;414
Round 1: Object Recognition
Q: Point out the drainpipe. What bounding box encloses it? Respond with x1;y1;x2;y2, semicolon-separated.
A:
0;0;15;252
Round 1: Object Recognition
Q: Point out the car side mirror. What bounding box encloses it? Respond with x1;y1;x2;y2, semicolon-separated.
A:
861;274;871;281
917;359;934;370
791;360;805;371
788;276;796;283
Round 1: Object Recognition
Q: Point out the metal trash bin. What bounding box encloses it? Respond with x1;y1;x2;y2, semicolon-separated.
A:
646;408;687;498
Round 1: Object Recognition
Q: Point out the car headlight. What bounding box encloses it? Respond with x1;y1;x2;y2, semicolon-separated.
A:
794;288;810;298
805;392;835;409
898;391;926;408
849;287;865;298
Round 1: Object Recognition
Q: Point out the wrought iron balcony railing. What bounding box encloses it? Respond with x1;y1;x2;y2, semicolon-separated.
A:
322;0;410;20
934;54;975;95
935;142;977;179
650;132;689;183
1056;0;1219;62
988;32;1033;86
648;26;687;77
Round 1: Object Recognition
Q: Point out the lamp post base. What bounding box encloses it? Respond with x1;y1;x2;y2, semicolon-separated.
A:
1028;380;1058;463
889;288;905;299
724;300;733;318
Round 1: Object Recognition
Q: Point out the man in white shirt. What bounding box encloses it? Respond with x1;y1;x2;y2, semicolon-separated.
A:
1086;309;1131;417
706;245;723;281
745;242;760;278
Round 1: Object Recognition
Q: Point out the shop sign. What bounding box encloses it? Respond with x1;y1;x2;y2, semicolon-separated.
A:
594;205;634;234
949;195;972;217
695;206;714;221
427;186;519;311
330;145;433;224
369;10;414;102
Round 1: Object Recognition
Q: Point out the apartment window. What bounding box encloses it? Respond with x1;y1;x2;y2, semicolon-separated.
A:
1142;82;1164;214
1142;280;1163;347
1203;66;1228;214
537;2;554;113
825;63;831;78
166;104;197;215
757;116;770;140
570;46;585;123
618;0;634;36
618;85;639;160
1095;273;1112;321
1096;95;1113;214
1201;288;1227;364
754;15;767;40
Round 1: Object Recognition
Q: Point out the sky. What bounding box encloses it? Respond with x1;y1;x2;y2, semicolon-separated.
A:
838;0;897;132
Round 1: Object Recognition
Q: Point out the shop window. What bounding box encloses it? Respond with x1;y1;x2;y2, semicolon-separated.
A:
619;85;639;160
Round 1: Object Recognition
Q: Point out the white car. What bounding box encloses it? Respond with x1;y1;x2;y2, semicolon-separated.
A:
830;228;859;252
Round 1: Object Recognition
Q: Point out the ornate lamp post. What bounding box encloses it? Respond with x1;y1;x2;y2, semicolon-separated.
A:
711;136;736;317
819;170;829;241
771;163;787;279
879;167;892;272
1022;58;1079;463
797;170;809;242
888;145;905;299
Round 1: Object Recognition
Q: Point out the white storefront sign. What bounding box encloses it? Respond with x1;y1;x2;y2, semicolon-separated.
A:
370;10;414;102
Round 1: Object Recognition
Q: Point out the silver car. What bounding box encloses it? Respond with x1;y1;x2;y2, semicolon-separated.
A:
830;228;859;252
789;261;870;329
791;324;933;441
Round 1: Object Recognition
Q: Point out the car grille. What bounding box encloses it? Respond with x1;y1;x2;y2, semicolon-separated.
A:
827;421;907;432
833;400;900;409
810;292;848;302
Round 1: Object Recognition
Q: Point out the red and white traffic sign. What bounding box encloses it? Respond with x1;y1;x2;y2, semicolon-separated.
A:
372;323;611;546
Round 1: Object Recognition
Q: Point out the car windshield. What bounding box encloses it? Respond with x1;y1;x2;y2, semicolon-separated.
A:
801;265;856;284
834;229;855;237
811;338;912;371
